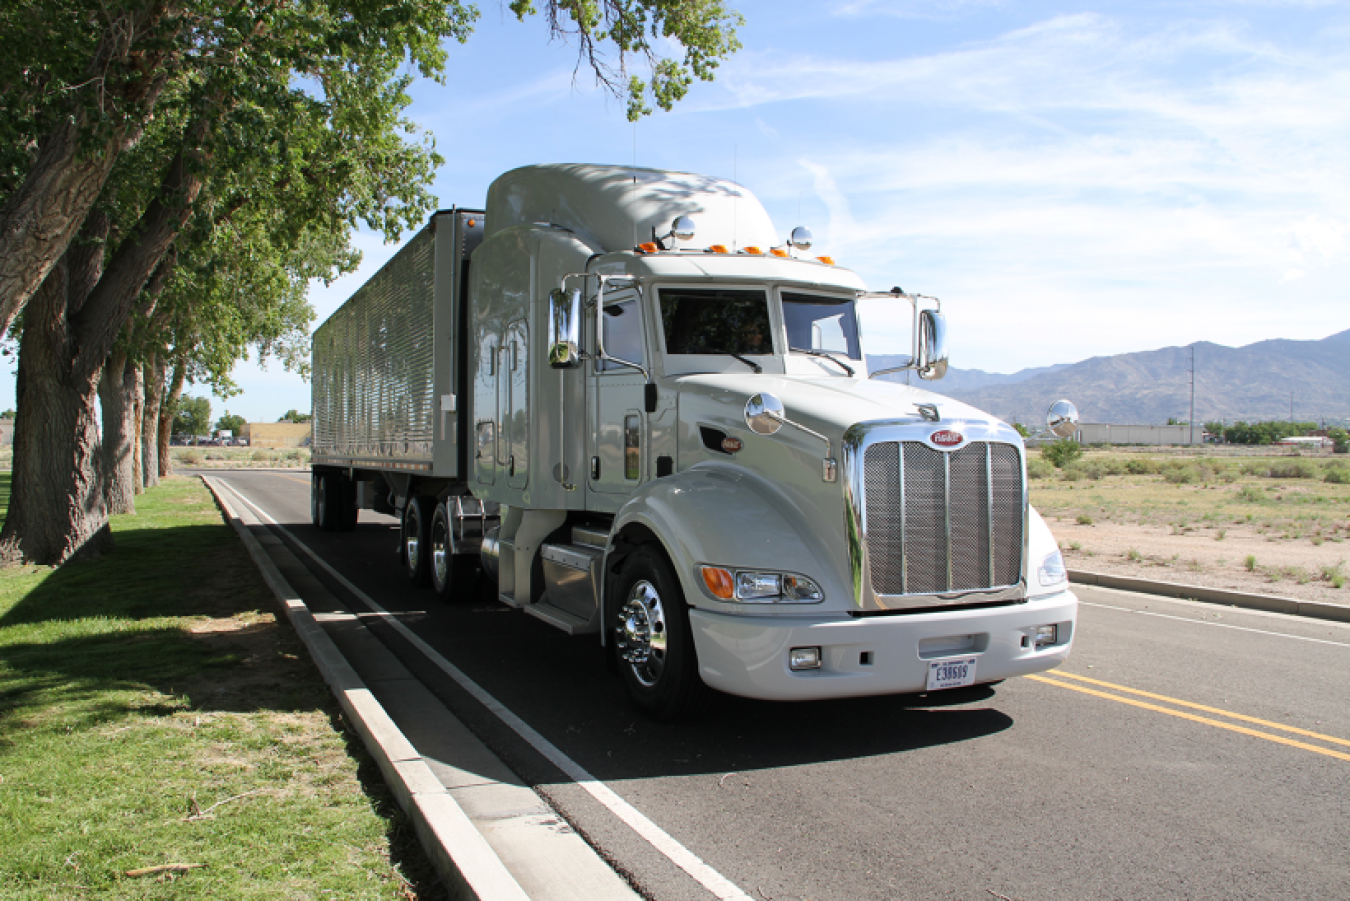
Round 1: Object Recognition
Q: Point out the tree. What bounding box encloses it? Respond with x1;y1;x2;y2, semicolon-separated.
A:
0;0;742;564
215;411;246;435
1010;422;1031;438
1329;428;1349;454
172;396;211;438
279;410;312;423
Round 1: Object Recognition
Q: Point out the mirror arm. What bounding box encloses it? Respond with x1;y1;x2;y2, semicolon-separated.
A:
767;412;838;482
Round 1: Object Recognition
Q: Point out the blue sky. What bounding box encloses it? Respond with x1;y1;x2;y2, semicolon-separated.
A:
5;0;1348;422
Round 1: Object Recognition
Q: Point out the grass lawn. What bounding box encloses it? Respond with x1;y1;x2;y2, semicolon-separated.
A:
0;475;441;898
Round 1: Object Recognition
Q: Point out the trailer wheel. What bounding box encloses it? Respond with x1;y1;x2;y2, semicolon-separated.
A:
316;472;341;531
430;502;479;600
339;478;359;531
310;473;322;528
613;546;710;721
402;495;433;586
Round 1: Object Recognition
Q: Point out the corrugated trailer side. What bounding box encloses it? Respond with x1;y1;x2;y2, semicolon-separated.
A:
311;209;485;480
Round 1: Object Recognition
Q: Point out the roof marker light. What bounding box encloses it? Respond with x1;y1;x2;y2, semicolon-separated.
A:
816;256;835;265
743;246;762;255
709;244;729;254
638;242;659;253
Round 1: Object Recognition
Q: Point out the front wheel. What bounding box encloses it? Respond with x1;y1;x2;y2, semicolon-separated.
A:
613;546;710;721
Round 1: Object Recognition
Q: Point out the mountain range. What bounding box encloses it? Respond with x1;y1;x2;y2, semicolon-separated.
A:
868;328;1350;426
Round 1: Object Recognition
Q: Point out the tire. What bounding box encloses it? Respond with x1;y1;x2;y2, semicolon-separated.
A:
429;502;479;600
339;478;359;531
316;472;341;531
402;495;433;586
612;545;710;721
310;473;322;527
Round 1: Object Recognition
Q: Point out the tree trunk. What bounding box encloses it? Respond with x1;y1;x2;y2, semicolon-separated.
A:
158;360;186;478
0;257;111;565
142;354;165;488
99;353;141;514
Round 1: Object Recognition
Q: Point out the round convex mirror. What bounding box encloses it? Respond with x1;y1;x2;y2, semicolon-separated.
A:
1046;399;1080;438
745;392;786;435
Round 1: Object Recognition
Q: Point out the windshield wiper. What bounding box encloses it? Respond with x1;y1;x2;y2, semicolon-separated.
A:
790;346;855;376
721;351;763;373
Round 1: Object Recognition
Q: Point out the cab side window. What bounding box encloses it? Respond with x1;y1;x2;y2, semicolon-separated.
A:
598;298;644;371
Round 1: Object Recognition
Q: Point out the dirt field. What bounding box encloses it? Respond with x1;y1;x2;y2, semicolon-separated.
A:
1030;447;1350;605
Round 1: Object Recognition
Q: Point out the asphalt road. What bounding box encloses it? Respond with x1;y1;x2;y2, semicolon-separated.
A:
206;469;1350;901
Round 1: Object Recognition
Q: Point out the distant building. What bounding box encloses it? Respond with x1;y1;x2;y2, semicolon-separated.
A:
1072;423;1203;446
242;421;312;448
0;419;13;446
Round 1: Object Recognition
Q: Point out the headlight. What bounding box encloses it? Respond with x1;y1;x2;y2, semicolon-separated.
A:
1038;550;1067;587
700;566;824;603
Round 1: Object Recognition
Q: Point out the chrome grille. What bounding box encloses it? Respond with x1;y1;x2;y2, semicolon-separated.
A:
862;441;1023;596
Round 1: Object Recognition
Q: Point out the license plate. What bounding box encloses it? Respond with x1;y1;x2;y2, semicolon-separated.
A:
927;657;977;691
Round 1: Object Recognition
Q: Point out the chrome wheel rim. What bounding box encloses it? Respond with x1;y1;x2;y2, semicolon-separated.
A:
406;508;420;571
431;520;448;586
617;579;667;687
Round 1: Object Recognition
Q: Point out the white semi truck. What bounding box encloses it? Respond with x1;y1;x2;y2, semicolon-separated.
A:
311;164;1079;720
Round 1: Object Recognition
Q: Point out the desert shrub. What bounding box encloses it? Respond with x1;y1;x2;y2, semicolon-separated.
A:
1324;465;1350;485
179;449;203;465
1101;457;1128;476
1235;485;1264;503
1059;464;1087;482
1163;465;1200;484
1125;458;1159;475
251;450;275;463
1042;438;1083;469
1268;460;1315;479
1076;513;1093;525
1080;461;1106;480
1026;457;1055;479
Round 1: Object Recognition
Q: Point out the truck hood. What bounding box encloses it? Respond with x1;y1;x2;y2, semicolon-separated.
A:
674;372;1008;440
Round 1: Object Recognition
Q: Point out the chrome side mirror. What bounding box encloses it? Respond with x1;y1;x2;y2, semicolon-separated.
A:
1047;399;1079;438
671;216;696;243
788;227;813;250
745;392;785;435
916;309;948;380
547;288;581;369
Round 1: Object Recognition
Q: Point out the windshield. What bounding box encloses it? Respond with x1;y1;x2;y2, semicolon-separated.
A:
659;288;772;355
782;292;862;359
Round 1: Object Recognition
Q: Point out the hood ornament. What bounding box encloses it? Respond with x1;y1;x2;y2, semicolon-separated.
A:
916;403;940;422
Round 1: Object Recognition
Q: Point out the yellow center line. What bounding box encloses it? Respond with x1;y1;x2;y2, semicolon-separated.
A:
1050;671;1350;749
1027;675;1350;764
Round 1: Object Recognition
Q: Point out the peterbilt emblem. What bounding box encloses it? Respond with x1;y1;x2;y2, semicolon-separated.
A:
930;429;964;448
721;437;743;453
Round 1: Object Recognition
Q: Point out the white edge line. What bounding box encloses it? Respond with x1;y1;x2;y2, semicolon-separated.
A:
219;478;755;901
1080;602;1350;649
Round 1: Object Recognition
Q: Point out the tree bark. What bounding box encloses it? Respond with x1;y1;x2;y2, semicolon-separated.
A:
158;360;186;478
99;352;141;515
142;354;165;488
0;256;111;565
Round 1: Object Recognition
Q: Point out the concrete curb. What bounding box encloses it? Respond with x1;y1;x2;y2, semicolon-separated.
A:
202;476;531;901
1068;569;1350;624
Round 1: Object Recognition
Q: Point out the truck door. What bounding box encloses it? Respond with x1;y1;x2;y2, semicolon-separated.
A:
504;319;529;489
589;290;646;496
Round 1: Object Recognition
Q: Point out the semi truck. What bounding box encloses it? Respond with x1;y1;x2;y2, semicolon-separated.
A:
310;163;1080;720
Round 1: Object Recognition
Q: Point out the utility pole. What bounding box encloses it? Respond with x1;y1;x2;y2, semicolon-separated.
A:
1189;346;1195;445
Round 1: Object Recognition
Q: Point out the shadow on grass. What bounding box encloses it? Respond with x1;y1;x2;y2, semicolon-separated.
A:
0;473;448;898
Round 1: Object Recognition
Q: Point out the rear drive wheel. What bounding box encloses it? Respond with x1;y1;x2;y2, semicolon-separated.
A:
429;502;479;600
402;495;433;586
613;546;710;721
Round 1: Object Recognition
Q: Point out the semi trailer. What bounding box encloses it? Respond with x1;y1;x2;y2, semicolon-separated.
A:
310;163;1080;720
